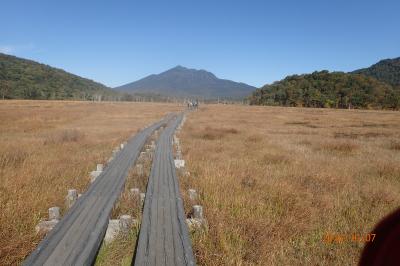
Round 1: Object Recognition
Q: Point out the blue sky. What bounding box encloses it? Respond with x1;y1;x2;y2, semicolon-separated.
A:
1;0;399;87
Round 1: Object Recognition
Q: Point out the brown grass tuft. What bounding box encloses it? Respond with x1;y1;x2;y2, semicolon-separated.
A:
0;147;29;169
245;134;263;143
262;152;290;164
389;140;400;151
44;129;85;145
318;140;359;154
197;126;239;140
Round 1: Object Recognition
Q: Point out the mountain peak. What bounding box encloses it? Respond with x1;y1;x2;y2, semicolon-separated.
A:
114;66;255;99
172;65;187;70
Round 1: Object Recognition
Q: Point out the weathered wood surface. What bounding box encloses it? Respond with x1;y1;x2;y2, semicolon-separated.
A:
23;117;170;266
135;114;195;266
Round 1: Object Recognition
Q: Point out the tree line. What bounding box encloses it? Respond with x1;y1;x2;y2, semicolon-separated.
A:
249;71;400;109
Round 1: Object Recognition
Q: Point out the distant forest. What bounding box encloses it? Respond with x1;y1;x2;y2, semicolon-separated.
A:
250;58;400;110
250;71;400;109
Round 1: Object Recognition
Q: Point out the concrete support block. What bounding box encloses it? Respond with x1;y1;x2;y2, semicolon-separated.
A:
140;193;146;204
188;189;197;201
186;218;203;232
119;215;133;234
90;170;102;182
130;188;140;200
145;148;152;159
113;147;120;154
193;205;203;220
104;217;138;244
174;159;185;169
187;204;207;232
174;137;180;146
104;219;120;244
138;152;147;162
65;189;78;208
136;164;144;176
48;206;60;220
35;219;59;234
97;164;104;172
176;150;182;160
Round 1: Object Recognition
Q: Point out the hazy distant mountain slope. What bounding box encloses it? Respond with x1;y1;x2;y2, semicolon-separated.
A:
114;66;255;99
0;53;115;100
353;57;400;86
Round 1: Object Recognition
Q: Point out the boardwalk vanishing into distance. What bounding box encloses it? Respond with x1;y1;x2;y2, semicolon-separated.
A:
23;117;170;266
134;113;195;266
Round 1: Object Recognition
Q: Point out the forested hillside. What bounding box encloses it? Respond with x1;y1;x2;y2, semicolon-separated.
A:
0;53;116;100
353;57;400;86
249;71;399;109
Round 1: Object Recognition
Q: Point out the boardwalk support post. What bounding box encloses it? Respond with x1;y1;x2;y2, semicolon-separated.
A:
119;215;133;234
49;207;60;220
130;188;140;202
188;189;197;201
193;205;203;220
174;159;185;169
90;164;104;182
140;193;146;204
65;189;78;208
136;164;144;176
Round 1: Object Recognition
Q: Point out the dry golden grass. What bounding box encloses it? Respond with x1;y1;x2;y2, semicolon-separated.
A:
0;100;181;265
179;105;400;265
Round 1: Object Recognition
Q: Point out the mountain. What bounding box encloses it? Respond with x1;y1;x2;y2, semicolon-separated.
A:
0;53;116;100
249;71;399;109
353;57;400;87
114;66;256;99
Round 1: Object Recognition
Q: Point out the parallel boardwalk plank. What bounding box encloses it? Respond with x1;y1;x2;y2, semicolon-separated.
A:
135;113;195;266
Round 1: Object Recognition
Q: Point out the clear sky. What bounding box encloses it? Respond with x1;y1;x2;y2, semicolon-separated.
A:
1;0;399;88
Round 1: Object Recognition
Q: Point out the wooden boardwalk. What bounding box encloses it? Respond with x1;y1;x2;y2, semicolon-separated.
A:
23;117;168;266
134;113;195;266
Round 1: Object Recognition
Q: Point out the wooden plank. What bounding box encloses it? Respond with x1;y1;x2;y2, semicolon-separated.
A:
135;114;195;266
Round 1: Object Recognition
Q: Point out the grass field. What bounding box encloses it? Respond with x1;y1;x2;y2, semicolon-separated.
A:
0;100;181;265
178;105;400;265
1;101;400;265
